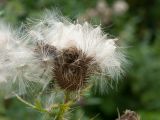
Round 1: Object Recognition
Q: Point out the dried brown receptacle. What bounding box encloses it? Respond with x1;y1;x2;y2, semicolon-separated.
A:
35;42;94;91
53;47;94;91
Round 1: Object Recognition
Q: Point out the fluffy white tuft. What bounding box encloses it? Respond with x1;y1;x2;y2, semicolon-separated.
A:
0;11;127;97
0;22;46;97
28;12;127;86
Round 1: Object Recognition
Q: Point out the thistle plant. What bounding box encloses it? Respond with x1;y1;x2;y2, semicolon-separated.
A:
0;11;127;120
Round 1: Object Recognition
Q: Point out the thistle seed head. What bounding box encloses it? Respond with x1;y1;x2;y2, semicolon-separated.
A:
53;47;94;91
35;42;94;91
0;11;128;98
26;11;127;93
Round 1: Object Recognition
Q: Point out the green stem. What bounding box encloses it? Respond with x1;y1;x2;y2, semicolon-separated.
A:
54;92;73;120
16;95;48;113
16;93;74;120
55;104;66;120
64;91;70;103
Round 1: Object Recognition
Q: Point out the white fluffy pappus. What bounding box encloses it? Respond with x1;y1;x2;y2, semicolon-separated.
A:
27;11;127;93
0;12;129;118
0;22;46;98
0;11;127;100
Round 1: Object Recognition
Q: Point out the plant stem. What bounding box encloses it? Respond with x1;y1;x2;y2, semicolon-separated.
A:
16;95;48;113
54;92;73;120
16;92;74;120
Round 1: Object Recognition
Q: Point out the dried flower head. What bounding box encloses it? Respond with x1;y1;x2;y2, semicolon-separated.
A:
0;11;127;100
116;110;140;120
53;47;94;91
0;11;129;120
28;11;127;94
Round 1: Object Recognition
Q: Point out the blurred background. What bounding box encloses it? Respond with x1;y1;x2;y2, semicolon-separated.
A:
0;0;160;120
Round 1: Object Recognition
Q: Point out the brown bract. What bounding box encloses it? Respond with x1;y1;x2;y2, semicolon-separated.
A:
35;43;94;91
116;110;140;120
53;47;94;91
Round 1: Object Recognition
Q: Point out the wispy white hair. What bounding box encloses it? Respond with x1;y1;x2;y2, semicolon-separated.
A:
0;11;127;98
0;22;45;97
28;11;127;93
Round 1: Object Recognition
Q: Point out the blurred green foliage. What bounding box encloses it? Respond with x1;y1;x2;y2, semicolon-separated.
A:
0;0;160;120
